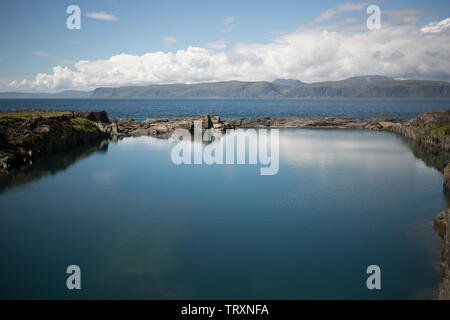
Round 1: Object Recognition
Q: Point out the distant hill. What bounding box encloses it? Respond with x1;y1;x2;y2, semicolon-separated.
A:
91;78;450;99
2;76;450;99
0;90;92;99
272;79;306;86
299;79;450;98
90;81;297;99
341;75;394;85
0;92;39;99
50;90;93;98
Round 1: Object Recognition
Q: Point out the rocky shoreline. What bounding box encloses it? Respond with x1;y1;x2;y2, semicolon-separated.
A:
435;209;450;299
0;109;412;169
103;114;400;138
0;109;109;170
1;108;450;299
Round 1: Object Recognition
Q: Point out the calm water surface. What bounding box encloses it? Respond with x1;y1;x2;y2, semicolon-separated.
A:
0;130;446;299
1;98;450;121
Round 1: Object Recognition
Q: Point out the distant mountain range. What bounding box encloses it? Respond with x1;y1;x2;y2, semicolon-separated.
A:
1;76;450;99
0;90;92;99
272;78;306;86
341;75;395;85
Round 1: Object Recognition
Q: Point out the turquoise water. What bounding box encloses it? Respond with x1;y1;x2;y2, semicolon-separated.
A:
1;98;450;121
0;130;446;299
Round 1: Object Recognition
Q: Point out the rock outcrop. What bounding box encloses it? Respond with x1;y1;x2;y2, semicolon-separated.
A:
444;164;450;193
383;111;450;150
435;209;450;300
0;109;109;170
100;114;400;139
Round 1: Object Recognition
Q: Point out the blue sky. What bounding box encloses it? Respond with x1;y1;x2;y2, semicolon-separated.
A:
1;0;450;91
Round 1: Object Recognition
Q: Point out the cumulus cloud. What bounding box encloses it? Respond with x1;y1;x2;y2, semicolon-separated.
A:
314;0;373;23
85;12;118;21
31;51;48;57
163;36;176;48
222;16;235;33
421;17;450;33
382;8;429;26
6;6;450;92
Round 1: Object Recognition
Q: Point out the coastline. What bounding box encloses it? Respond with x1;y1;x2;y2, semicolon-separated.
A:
1;108;450;299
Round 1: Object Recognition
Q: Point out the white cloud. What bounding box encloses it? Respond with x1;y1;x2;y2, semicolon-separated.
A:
421;17;450;33
382;8;429;26
6;8;450;91
85;12;118;21
163;36;176;48
222;16;235;33
223;16;235;25
314;1;373;23
206;40;229;50
31;51;48;57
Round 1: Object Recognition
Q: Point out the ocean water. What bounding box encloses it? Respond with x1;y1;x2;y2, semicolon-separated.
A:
1;98;450;121
0;129;446;299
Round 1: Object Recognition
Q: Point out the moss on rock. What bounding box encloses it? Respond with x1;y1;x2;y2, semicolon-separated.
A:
70;117;99;133
0;109;108;170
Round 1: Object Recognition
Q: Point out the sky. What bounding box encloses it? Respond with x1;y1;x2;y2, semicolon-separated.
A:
0;0;449;92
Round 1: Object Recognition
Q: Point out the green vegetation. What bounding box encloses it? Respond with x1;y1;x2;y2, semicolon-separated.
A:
429;123;450;134
0;111;71;123
0;113;101;159
70;117;99;133
410;110;450;135
0;110;107;171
